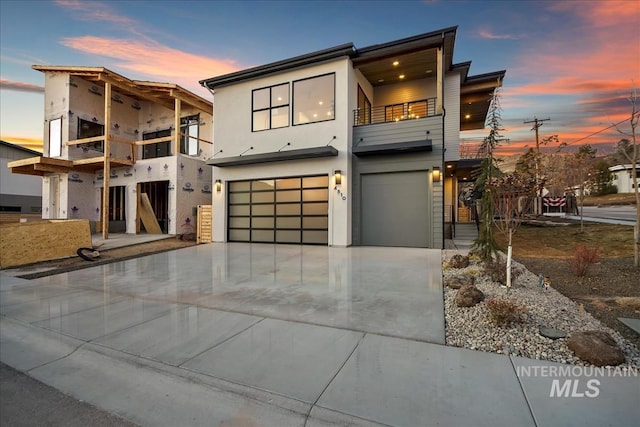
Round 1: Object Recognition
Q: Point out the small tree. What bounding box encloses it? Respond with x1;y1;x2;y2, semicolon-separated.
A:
471;90;507;261
554;144;597;232
615;87;639;267
486;172;537;289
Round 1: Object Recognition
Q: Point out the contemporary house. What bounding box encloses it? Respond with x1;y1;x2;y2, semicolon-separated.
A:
7;66;213;238
609;164;639;193
201;26;504;248
0;141;42;214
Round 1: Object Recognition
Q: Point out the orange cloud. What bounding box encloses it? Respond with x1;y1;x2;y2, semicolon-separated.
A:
0;135;43;153
0;79;44;93
59;36;240;94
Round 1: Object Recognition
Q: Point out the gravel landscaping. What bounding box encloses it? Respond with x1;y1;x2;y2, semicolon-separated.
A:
443;250;640;368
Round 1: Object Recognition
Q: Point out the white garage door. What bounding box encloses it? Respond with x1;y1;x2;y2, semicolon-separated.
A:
228;176;329;244
361;171;429;247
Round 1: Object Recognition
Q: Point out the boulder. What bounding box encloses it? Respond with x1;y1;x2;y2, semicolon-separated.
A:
445;274;475;289
448;254;470;269
539;326;567;340
455;285;485;307
567;331;625;366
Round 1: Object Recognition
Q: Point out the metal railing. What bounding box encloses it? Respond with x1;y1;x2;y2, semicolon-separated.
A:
353;98;437;126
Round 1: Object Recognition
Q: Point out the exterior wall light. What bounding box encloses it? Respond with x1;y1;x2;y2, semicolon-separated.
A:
215;179;222;192
432;167;441;183
335;170;342;186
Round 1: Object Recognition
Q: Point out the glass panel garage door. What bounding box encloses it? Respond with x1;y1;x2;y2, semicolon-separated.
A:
228;175;329;244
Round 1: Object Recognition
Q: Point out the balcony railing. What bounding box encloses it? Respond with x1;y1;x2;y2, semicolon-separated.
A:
353;98;437;127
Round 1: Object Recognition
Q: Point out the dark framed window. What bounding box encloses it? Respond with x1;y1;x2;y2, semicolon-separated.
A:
293;73;335;126
142;128;171;159
180;114;199;155
77;118;104;152
252;83;289;131
385;104;404;122
357;85;371;125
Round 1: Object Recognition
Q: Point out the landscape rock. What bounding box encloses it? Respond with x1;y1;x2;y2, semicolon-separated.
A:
455;285;485;307
567;331;625;366
539;326;567;340
448;254;470;269
445;274;475;289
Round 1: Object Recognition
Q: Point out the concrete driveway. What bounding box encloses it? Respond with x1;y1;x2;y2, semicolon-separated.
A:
1;243;637;426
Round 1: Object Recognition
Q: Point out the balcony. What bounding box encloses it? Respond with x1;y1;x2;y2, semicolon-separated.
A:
353;98;436;127
352;98;440;156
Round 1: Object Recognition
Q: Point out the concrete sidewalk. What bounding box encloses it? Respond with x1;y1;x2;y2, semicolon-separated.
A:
1;244;638;426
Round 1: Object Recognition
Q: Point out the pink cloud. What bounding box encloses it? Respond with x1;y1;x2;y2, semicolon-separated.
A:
60;36;240;93
55;0;134;25
0;79;44;93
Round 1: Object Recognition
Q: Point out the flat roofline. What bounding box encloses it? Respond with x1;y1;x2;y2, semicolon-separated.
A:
200;44;354;89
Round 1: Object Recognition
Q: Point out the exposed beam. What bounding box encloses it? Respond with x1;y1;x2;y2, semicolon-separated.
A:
102;82;111;240
174;98;181;156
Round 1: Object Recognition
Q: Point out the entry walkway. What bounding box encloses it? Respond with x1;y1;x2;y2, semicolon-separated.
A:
1;244;637;426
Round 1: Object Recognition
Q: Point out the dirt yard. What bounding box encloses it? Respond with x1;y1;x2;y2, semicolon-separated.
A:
498;221;640;349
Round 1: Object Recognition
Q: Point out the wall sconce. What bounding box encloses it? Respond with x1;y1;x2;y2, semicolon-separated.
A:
432;167;441;183
335;170;342;186
215;179;222;192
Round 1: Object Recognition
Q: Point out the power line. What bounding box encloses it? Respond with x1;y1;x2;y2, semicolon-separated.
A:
563;112;640;147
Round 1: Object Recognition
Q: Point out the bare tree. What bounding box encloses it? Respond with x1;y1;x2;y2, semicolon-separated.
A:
616;88;639;267
487;172;537;289
564;145;597;232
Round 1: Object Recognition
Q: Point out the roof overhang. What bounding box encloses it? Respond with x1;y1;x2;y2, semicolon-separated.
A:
353;139;432;156
32;65;212;114
459;69;506;131
207;146;338;167
200;44;355;89
351;26;457;88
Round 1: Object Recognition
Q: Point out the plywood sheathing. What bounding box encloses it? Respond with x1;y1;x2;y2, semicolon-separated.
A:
138;193;163;234
197;205;212;244
0;220;92;268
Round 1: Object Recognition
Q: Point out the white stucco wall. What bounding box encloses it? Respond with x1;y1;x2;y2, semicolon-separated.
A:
212;57;352;246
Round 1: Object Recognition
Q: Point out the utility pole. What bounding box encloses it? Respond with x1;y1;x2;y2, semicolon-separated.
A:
524;117;550;214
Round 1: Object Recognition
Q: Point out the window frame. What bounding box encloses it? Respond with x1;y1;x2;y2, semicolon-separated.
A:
49;117;62;157
77;118;105;153
251;83;290;132
292;73;336;126
180;114;200;156
142;128;172;159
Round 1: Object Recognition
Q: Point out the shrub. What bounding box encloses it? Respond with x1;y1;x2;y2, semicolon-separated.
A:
567;244;599;277
483;258;521;285
486;298;527;326
448;254;470;269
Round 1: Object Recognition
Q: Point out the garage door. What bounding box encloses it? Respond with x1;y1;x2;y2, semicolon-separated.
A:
228;176;329;244
361;171;429;247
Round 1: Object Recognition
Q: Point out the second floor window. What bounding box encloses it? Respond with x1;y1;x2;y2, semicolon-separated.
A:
142;129;171;159
252;83;289;131
78;118;104;152
293;73;335;126
180;114;199;156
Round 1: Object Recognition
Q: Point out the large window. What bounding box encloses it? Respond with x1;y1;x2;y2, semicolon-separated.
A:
142;129;171;159
252;83;289;131
356;85;371;125
293;74;335;126
49;117;62;157
180;114;199;156
77;118;104;152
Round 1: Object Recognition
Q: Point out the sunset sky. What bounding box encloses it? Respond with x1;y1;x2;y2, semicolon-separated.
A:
1;0;638;158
